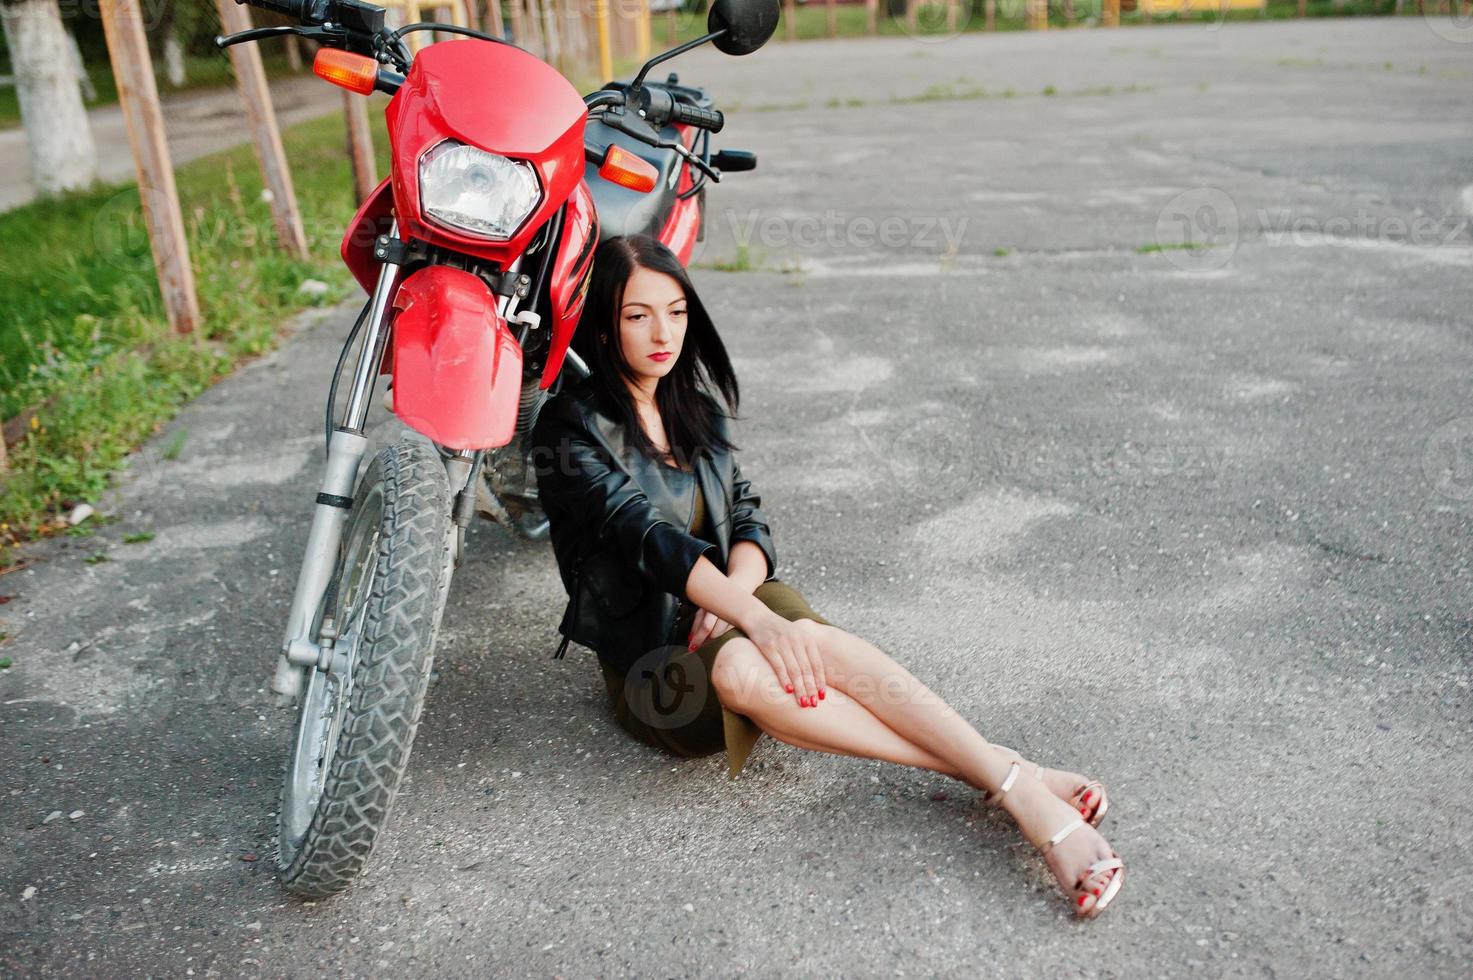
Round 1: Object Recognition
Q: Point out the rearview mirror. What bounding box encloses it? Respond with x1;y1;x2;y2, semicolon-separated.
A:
708;0;780;56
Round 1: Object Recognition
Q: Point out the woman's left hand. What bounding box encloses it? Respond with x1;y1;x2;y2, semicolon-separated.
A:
687;609;735;651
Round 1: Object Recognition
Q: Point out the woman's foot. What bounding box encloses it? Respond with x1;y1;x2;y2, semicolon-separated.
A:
998;768;1124;917
990;744;1107;826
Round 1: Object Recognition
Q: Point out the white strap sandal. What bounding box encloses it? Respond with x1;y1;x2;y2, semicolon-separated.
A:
1043;818;1126;919
988;757;1126;919
987;745;1109;828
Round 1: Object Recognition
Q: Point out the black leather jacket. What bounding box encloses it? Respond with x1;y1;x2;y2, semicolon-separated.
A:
529;376;778;677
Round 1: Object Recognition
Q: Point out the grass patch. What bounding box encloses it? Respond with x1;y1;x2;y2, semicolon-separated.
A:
161;428;189;461
699;242;757;272
122;531;155;544
0;103;393;567
693;242;805;275
1138;241;1210;253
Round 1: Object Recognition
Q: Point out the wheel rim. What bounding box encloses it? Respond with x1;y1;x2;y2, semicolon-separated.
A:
279;484;384;856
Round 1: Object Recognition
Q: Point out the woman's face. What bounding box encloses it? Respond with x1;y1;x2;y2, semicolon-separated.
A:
615;265;688;390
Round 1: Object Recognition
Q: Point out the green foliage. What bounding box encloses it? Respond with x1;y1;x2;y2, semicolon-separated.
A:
0;104;393;566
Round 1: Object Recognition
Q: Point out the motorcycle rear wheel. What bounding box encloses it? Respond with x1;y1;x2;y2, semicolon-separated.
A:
275;439;453;898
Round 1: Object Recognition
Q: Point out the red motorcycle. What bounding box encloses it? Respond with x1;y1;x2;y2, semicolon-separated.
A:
215;0;779;898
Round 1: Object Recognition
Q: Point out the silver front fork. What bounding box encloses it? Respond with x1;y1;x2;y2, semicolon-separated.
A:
272;223;404;700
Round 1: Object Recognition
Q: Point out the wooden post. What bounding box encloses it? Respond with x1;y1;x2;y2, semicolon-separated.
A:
217;0;308;259
826;0;837;36
1297;0;1307;13
594;0;613;81
0;427;8;474
487;0;505;35
284;34;303;71
986;0;995;29
509;0;526;44
98;0;199;335
946;0;958;31
784;0;796;39
343;91;376;205
1029;0;1047;29
866;0;878;33
1103;0;1118;25
524;0;546;59
906;0;917;33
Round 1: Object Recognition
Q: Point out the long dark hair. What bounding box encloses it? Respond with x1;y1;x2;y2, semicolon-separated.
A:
569;234;743;469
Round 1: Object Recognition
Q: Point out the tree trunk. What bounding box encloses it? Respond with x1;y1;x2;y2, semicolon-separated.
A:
164;33;186;86
0;0;98;195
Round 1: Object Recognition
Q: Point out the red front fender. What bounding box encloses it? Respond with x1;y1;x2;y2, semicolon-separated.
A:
390;266;522;450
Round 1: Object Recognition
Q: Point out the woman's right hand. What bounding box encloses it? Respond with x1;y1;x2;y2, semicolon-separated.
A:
741;607;827;708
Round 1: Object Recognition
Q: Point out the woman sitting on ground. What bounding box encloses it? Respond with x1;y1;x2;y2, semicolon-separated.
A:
530;233;1124;918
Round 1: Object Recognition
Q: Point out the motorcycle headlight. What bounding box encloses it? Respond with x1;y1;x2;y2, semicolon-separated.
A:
418;141;542;240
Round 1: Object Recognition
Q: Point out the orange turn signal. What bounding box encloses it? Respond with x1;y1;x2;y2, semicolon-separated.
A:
314;48;378;96
598;145;659;194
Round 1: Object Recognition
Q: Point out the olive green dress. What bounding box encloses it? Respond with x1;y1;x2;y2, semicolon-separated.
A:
597;465;835;778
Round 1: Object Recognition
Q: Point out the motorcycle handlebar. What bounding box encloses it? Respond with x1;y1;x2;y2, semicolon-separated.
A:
669;101;724;134
236;0;316;19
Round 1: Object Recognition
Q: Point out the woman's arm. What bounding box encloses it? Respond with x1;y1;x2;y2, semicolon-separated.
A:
726;539;770;596
728;454;777;583
684;555;824;707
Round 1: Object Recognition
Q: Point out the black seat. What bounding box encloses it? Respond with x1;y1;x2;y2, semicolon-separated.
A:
583;116;683;243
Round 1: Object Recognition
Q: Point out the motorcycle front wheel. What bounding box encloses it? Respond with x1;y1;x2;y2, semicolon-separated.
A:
275;438;453;899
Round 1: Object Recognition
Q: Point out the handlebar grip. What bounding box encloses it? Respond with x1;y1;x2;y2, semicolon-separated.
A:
237;0;320;22
238;0;304;15
669;102;724;134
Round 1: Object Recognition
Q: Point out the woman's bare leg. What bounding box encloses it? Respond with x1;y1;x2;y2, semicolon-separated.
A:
717;660;969;781
710;627;1123;914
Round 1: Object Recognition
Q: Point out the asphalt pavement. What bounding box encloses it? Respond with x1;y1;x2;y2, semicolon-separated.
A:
2;17;1471;978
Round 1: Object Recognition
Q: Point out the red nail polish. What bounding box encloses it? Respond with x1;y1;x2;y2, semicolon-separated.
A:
1093;888;1102;896
1077;895;1088;907
818;689;826;700
785;683;794;693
